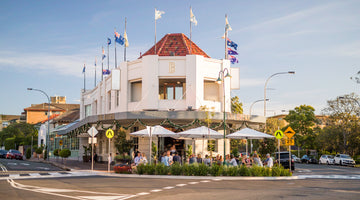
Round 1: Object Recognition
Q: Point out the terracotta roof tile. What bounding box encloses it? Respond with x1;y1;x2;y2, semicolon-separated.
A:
140;33;210;58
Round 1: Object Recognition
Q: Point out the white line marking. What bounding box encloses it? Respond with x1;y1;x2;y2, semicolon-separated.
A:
188;182;199;184
150;189;162;192
213;178;222;181
200;180;210;183
136;192;150;196
176;184;187;187
163;186;174;189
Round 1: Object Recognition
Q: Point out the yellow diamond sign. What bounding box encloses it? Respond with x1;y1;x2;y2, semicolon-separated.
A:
284;127;295;139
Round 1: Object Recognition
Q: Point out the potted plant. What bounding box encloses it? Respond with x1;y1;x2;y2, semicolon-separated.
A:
113;128;134;173
82;145;91;162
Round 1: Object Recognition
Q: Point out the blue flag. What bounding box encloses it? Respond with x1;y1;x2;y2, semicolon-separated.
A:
102;69;111;75
82;65;85;73
229;55;239;64
114;31;124;45
107;38;111;45
102;47;106;60
227;38;238;50
227;48;238;55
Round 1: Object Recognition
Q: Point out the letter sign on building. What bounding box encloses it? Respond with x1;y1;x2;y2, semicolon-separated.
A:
169;62;175;73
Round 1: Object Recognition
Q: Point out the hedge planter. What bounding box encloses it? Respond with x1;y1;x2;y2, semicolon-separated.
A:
133;163;292;177
114;164;132;174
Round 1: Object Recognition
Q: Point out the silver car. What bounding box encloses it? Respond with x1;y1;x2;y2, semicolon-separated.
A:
319;155;334;165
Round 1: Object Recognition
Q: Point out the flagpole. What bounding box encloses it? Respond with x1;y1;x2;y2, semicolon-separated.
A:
102;47;104;81
225;14;228;60
114;28;117;68
94;58;96;87
83;64;86;91
190;6;192;55
124;17;127;62
155;8;157;55
107;41;110;70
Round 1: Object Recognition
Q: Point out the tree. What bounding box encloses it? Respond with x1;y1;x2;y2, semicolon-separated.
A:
114;128;133;155
0;122;37;148
284;105;317;150
322;93;360;155
231;96;243;114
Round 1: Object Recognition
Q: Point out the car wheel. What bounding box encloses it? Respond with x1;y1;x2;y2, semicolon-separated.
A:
327;161;329;165
340;161;343;166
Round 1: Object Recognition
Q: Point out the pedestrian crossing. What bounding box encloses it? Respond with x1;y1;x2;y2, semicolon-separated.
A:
0;171;97;180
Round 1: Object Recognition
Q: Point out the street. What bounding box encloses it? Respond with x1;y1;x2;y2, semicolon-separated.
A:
1;159;360;200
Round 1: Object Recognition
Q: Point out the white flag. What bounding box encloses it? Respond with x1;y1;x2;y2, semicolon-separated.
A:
225;15;232;31
155;8;165;20
190;8;197;26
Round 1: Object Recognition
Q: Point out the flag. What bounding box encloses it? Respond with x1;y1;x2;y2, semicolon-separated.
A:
190;8;197;26
102;47;106;60
227;38;238;50
114;31;124;45
155;8;165;20
229;55;239;64
107;38;111;45
227;48;238;55
124;30;129;47
225;15;232;31
94;58;97;67
102;69;111;75
82;65;85;73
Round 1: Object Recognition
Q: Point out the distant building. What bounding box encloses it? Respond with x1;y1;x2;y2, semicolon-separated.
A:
0;114;21;131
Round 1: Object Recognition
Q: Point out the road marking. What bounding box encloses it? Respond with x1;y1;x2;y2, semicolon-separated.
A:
176;184;187;187
333;190;360;194
150;189;162;192
163;186;174;189
213;178;222;181
136;192;150;196
188;182;199;184
200;180;210;183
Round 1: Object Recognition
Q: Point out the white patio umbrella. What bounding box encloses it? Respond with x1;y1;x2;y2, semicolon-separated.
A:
177;126;223;157
130;125;178;164
226;128;274;156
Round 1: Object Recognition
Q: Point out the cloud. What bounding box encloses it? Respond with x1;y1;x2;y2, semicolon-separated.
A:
240;78;264;87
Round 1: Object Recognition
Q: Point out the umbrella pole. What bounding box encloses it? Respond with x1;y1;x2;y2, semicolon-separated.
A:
202;136;205;159
246;139;248;156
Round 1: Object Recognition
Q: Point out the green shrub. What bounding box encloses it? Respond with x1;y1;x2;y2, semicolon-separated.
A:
227;166;238;176
209;164;222;176
136;164;146;175
239;165;251;176
35;147;43;154
281;168;292;176
250;165;263;177
59;149;71;158
4;137;15;150
222;166;229;176
182;164;192;176
155;163;169;175
145;164;156;175
170;162;183;175
271;165;282;177
262;167;272;176
25;148;31;159
196;163;209;176
53;149;60;157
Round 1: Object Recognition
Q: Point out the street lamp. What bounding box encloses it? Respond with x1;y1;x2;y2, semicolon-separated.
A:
27;88;50;161
249;99;269;116
217;68;231;163
264;71;295;132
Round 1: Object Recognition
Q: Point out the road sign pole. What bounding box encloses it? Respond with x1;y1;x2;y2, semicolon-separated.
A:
289;144;291;171
278;139;280;164
108;137;110;172
91;134;94;171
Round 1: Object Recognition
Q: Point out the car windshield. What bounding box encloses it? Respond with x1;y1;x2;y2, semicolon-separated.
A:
12;150;21;154
328;156;334;159
341;155;351;159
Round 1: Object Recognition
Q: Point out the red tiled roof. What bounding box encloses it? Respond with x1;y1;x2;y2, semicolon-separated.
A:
140;33;210;58
40;114;60;123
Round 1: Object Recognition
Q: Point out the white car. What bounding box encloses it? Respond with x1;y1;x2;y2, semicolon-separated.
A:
291;155;301;163
319;155;334;165
334;154;355;166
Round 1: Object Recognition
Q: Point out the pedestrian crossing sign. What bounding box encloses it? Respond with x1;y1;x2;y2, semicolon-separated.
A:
274;130;284;139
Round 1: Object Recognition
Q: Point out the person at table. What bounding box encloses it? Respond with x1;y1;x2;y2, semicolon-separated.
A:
134;152;142;166
172;152;182;165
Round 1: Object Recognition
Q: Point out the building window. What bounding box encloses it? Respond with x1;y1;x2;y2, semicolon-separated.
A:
159;78;186;100
116;91;120;107
204;80;220;101
108;91;111;111
85;104;92;117
131;81;142;102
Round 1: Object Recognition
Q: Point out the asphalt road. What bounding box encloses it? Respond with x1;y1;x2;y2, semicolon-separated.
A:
0;158;63;173
1;176;360;200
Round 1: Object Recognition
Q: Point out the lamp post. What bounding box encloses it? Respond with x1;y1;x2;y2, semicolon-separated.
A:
249;99;269;117
264;71;295;132
27;88;50;161
217;68;231;163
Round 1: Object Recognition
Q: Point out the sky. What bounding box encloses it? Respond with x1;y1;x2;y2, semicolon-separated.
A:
0;0;359;116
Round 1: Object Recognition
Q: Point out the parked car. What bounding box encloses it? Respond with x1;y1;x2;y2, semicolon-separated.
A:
319;155;335;165
334;154;355;166
6;149;23;160
0;149;8;158
274;152;295;170
301;155;318;164
292;155;301;163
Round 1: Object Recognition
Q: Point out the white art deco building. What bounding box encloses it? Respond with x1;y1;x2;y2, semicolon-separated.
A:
61;33;265;162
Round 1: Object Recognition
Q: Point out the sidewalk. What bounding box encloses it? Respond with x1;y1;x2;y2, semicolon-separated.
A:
29;157;113;172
